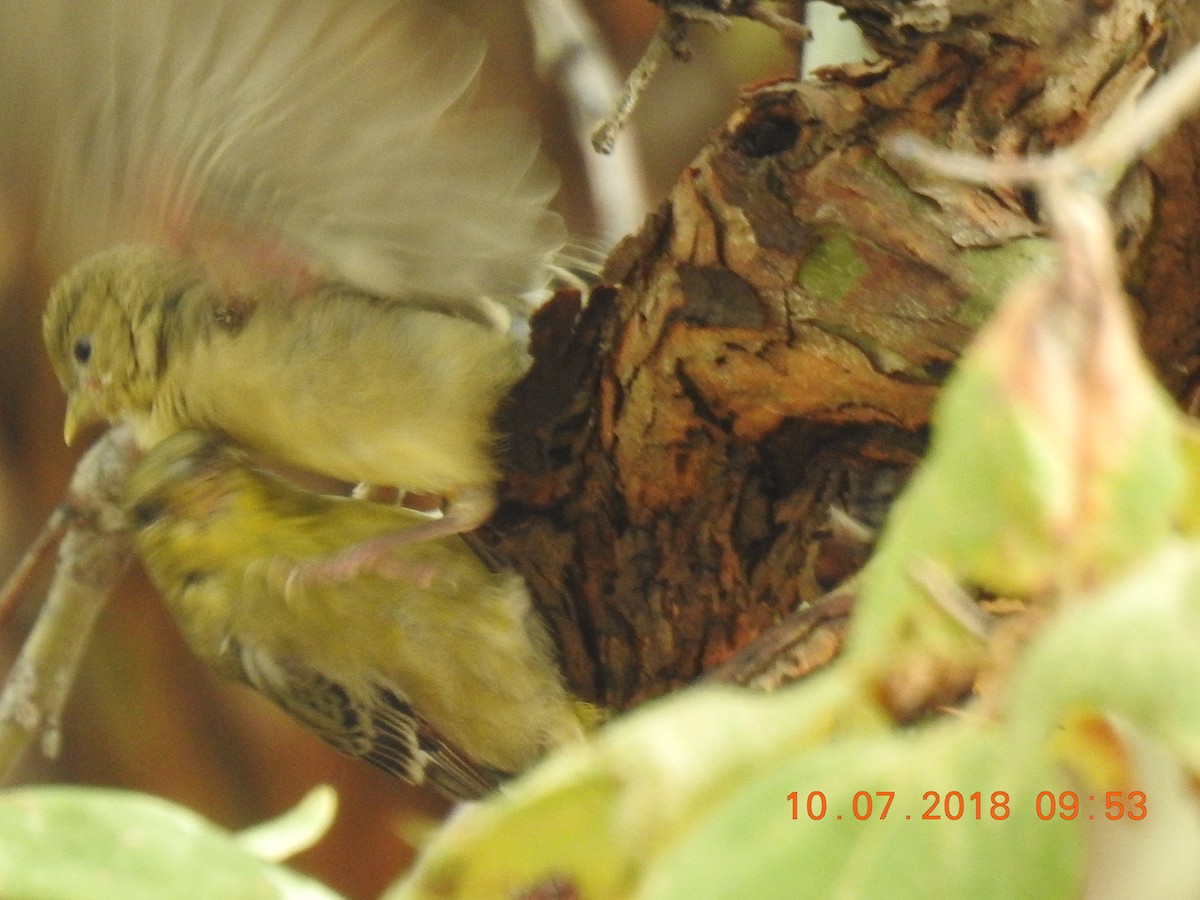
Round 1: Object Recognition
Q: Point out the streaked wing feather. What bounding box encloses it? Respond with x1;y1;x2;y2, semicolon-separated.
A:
238;645;503;801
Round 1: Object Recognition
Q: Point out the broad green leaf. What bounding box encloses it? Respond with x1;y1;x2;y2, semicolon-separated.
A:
0;786;343;900
390;677;882;899
849;267;1186;675
637;724;1080;900
1006;540;1200;770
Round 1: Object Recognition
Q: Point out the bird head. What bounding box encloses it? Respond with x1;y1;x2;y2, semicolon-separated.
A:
43;246;198;444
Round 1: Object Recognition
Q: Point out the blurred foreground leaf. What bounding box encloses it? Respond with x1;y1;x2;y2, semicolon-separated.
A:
236;784;339;863
637;724;1079;900
0;786;343;900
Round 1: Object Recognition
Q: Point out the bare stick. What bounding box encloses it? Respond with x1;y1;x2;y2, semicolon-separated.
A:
908;559;995;640
704;584;854;689
593;2;808;153
0;509;69;633
746;1;810;45
524;0;650;240
592;17;676;155
0;427;140;779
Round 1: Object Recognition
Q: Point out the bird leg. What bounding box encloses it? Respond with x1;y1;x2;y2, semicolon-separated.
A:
282;486;496;593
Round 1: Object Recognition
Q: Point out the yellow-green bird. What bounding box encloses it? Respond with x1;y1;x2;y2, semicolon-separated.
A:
39;0;567;575
46;247;525;547
123;430;586;800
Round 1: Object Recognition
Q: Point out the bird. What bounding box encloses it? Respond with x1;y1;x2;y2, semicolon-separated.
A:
45;246;527;577
123;429;589;801
37;0;568;580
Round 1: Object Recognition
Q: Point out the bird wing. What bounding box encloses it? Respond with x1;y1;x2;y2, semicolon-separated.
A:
235;641;505;801
16;0;563;307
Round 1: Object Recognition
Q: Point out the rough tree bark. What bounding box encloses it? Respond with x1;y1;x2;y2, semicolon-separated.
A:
489;0;1200;710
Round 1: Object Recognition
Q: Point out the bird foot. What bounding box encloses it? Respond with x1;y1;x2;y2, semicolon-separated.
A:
268;540;441;602
267;492;492;598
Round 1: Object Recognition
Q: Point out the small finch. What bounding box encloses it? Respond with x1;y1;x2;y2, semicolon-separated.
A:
39;0;567;579
124;431;588;800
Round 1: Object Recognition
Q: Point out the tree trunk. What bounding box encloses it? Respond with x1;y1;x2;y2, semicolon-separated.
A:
491;0;1200;710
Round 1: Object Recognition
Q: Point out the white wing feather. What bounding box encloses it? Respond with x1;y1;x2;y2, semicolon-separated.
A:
11;0;563;303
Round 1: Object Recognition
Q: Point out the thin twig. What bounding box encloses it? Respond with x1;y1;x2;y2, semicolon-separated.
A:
704;584;854;689
908;559;995;640
0;426;140;779
1075;49;1200;182
0;508;70;633
593;2;808;153
746;1;810;46
661;3;734;30
592;17;676;154
524;0;650;240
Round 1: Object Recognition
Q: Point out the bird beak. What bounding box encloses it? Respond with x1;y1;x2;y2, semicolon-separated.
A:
63;393;102;445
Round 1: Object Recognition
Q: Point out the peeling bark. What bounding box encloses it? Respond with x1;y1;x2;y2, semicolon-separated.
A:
490;0;1200;711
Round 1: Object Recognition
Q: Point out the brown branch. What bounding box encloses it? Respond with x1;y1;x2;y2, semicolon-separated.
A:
703;582;854;689
592;1;808;153
0;508;69;634
591;16;676;154
0;427;140;779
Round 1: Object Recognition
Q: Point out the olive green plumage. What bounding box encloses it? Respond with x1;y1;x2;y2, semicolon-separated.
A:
45;246;525;513
123;430;585;800
39;0;567;534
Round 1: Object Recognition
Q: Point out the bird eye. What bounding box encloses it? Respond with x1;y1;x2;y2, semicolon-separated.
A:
73;337;93;364
131;500;164;527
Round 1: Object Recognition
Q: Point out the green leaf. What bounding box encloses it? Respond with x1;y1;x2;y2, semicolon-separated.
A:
389;677;882;900
0;786;344;900
237;784;338;863
637;724;1081;900
849;266;1187;676
1006;540;1200;770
